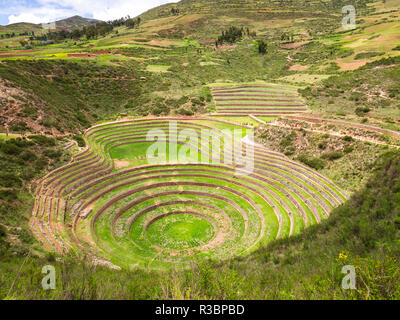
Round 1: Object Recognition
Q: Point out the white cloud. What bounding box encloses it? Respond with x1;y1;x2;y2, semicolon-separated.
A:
8;7;76;24
7;0;179;24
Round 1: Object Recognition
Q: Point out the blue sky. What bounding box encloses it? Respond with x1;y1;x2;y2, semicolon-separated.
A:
0;0;178;26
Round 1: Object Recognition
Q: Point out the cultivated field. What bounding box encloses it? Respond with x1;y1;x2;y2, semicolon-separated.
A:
211;83;307;116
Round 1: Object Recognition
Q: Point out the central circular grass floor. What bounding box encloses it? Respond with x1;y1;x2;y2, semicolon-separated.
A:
146;214;216;250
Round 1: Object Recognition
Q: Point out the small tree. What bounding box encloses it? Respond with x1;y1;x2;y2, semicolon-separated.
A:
258;40;268;55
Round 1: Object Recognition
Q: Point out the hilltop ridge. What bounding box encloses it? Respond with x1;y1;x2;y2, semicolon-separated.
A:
0;15;100;33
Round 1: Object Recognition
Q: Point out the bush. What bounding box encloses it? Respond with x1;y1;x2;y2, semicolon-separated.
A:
43;149;62;159
297;154;325;170
73;135;85;147
10;121;29;132
258;40;268;55
0;173;22;188
318;141;328;150
76;111;90;127
176;108;194;116
0;225;6;238
0;189;18;202
284;146;296;156
343;136;354;142
20;150;37;162
354;52;384;60
0;142;21;155
321;151;344;161
30;135;56;147
34;157;48;171
355;107;371;117
344;146;354;154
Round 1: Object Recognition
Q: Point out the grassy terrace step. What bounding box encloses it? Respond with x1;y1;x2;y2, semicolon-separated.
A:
215;98;302;102
31;118;346;270
43;121;346;211
212;85;297;90
211;83;307;116
86;122;344;199
217;108;307;111
74;166;321;240
213;111;306;116
213;93;298;97
216;104;305;107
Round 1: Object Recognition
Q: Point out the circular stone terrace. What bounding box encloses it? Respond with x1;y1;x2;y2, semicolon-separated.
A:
30;117;347;270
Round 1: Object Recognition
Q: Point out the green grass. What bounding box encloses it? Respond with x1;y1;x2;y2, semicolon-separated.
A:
146;64;171;72
146;214;215;250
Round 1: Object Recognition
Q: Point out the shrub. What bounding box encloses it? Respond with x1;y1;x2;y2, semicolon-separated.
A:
30;135;56;147
34;157;48;171
176;108;194;116
343;136;354;142
23;105;38;119
354;52;384;60
318;141;328;150
297;154;325;170
76;111;90;127
0;173;22;188
321;151;344;161
344;146;354;154
284;146;296;156
10;121;29;132
355;107;371;117
258;40;268;55
20;150;37;162
43;149;62;159
0;142;21;155
0;189;18;202
279;131;297;154
0;225;6;238
394;217;400;228
73;135;85;147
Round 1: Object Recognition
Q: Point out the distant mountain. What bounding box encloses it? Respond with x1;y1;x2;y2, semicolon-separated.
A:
0;15;101;34
55;15;100;31
136;0;348;39
0;22;42;34
139;0;343;19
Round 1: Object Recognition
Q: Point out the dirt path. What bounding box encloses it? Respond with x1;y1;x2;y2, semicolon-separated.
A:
250;115;400;148
283;115;400;140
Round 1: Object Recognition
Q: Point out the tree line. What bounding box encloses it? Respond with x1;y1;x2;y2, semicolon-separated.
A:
214;26;267;55
0;31;35;39
215;26;257;47
30;16;142;43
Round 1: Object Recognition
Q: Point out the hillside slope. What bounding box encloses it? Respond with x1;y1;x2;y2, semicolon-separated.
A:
0;22;42;34
1;150;399;299
0;15;100;34
54;16;100;31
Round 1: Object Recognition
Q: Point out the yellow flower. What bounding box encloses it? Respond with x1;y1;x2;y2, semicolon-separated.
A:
339;252;348;260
